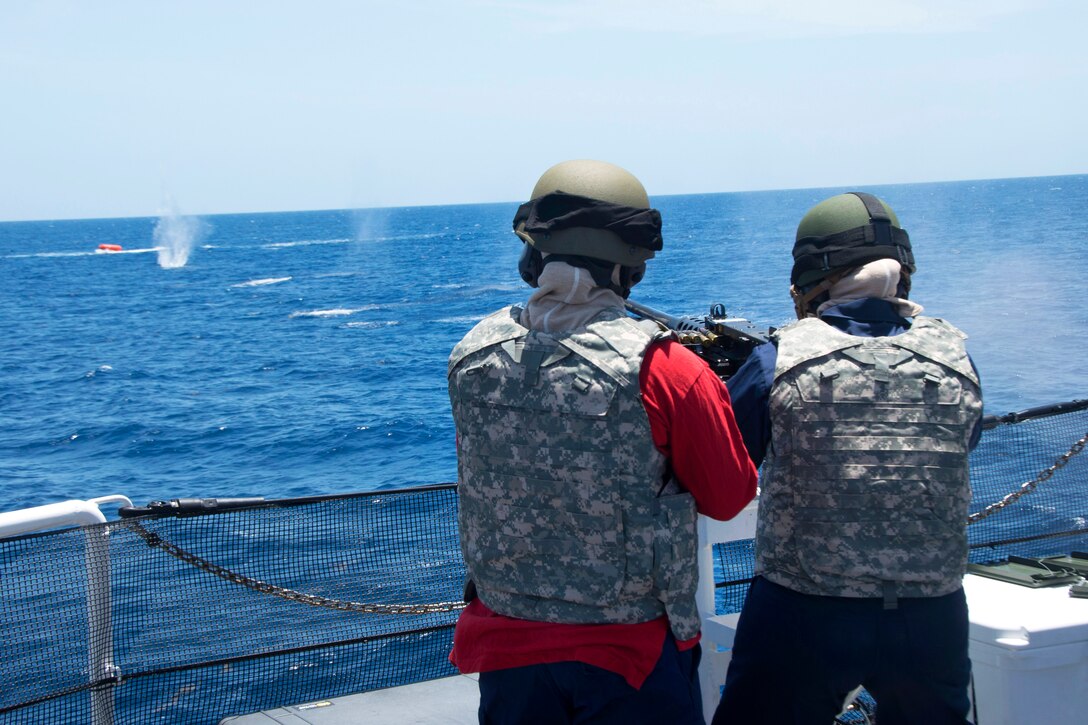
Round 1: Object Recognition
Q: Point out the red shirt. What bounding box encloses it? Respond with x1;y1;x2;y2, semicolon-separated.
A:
450;339;758;689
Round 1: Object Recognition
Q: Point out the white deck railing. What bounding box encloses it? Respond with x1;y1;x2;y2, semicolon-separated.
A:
0;495;133;725
1;493;757;724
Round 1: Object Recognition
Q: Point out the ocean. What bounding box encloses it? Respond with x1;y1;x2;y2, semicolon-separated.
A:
2;174;1086;512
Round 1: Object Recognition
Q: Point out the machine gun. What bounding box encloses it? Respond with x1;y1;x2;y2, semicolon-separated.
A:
625;299;771;381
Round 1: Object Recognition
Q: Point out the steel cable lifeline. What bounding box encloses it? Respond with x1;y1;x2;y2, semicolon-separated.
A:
967;430;1088;524
121;519;467;615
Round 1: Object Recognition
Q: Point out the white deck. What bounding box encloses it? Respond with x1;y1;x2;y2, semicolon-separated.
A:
219;674;481;724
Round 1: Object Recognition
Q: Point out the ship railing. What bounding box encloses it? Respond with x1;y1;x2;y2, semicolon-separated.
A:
0;485;465;725
0;495;133;725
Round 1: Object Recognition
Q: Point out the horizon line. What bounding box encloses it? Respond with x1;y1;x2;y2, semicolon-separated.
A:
2;171;1082;226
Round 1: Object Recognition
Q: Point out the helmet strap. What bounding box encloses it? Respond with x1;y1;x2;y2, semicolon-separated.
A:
545;254;620;297
520;244;645;298
898;270;912;298
790;270;848;319
518;245;545;287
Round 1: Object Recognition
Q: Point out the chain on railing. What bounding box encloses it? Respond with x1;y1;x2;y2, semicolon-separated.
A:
120;519;467;615
967;431;1088;524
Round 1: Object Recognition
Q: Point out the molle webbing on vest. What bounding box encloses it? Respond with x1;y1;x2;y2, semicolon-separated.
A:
757;317;983;599
448;306;701;640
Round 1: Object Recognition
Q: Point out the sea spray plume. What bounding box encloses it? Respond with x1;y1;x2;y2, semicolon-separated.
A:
154;201;208;268
352;206;390;247
348;206;391;280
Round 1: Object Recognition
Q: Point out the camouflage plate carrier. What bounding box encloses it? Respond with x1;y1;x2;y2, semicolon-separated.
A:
757;316;983;601
448;305;701;640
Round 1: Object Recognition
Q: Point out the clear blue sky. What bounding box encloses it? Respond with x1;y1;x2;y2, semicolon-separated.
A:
2;0;1085;221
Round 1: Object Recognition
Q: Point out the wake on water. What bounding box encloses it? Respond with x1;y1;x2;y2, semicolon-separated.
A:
231;277;293;288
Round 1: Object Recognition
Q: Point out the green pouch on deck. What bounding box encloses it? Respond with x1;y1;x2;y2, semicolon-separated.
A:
967;555;1082;588
1038;552;1088;577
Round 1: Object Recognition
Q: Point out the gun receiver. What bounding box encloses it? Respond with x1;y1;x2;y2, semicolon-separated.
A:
625;299;770;381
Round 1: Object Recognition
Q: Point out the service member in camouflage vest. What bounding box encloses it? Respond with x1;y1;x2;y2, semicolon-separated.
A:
447;160;757;724
714;193;983;725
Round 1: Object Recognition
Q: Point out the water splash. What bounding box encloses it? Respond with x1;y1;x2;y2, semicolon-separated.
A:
154;201;208;269
352;207;390;245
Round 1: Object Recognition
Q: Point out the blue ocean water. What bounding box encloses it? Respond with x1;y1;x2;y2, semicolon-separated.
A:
2;175;1085;512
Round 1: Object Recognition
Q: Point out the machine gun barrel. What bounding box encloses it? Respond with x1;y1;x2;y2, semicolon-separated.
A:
625;299;771;381
624;299;705;333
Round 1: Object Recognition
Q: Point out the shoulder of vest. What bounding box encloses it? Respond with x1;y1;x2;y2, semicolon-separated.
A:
895;317;979;384
448;306;527;377
773;317;833;338
631;315;674;340
605;313;674;344
912;316;968;339
774;316;978;386
772;318;860;379
555;311;662;389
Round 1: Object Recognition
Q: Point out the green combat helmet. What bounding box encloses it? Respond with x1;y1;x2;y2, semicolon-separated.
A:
512;160;663;298
790;192;915;318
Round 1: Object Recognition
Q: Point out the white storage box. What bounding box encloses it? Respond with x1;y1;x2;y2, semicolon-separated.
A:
964;572;1088;725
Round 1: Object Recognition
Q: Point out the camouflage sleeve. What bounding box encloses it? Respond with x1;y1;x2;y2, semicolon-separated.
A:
640;340;758;521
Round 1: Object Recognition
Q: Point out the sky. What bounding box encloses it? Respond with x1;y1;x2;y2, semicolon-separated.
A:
1;0;1086;222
